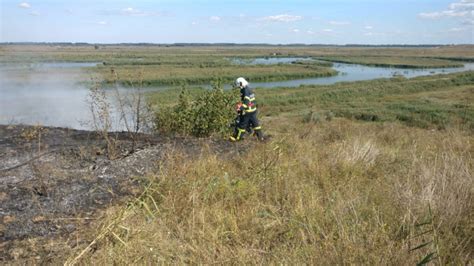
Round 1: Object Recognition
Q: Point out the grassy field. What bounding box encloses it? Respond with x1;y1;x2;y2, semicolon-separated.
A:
259;72;474;130
98;63;337;86
62;70;474;264
314;56;464;68
1;44;474;62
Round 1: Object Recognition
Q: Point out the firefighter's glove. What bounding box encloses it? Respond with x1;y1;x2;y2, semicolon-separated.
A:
236;102;243;113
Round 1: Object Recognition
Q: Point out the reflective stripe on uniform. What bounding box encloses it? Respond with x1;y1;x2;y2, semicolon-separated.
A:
253;126;262;130
236;128;246;140
244;96;255;101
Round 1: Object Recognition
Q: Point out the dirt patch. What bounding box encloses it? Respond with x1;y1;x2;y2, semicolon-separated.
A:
0;125;244;262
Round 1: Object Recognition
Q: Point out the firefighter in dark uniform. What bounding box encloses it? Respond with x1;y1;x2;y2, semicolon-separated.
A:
230;77;264;142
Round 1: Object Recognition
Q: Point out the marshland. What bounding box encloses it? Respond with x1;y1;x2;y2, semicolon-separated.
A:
0;44;473;264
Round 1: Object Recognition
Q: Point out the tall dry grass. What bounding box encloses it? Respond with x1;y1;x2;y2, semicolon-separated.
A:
65;118;472;264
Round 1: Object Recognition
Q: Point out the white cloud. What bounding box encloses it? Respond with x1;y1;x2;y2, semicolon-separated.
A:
329;21;350;26
210;16;221;22
29;11;40;16
419;10;469;18
191;21;198;25
448;27;467;31
97;21;108;25
19;2;31;9
121;7;157;17
449;0;474;11
365;25;373;30
261;14;303;22
418;0;473;19
122;7;140;15
292;29;300;33
364;32;374;36
322;29;333;32
307;30;315;35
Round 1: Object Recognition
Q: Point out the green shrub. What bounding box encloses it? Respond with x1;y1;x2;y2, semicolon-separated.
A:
155;81;239;137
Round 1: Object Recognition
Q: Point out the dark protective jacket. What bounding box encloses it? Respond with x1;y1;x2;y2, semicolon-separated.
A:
230;85;263;141
239;86;257;114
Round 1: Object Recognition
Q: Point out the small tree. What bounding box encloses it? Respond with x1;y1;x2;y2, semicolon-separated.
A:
155;80;238;137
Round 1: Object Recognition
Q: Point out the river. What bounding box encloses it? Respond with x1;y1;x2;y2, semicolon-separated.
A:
1;59;473;130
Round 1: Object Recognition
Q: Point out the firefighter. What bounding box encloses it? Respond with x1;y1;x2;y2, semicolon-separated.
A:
230;77;264;142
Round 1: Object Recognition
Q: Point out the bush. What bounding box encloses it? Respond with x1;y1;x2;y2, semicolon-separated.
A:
155;81;239;137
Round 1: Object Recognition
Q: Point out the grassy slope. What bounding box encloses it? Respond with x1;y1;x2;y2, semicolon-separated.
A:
69;120;472;265
62;71;474;265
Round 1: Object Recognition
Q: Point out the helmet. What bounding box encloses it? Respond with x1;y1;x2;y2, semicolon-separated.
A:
235;77;249;88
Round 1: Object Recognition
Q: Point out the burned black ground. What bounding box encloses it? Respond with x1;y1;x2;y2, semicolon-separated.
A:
0;125;242;262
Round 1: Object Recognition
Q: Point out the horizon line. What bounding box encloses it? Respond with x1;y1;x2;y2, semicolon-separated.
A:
1;42;473;47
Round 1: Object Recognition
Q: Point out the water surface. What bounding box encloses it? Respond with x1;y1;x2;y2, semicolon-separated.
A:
1;60;472;130
251;62;474;88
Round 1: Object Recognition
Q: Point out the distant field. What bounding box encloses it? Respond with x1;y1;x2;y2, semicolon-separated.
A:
1;44;474;62
1;44;473;86
314;56;464;68
98;64;337;86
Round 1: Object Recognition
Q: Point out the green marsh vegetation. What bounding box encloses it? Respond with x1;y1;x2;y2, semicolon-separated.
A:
99;63;338;86
2;44;473;87
258;71;474;131
314;55;465;68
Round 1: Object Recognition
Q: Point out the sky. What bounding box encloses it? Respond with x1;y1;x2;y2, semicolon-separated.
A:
1;0;473;44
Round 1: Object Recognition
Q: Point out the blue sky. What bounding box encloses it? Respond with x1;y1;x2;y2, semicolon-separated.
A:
1;0;473;44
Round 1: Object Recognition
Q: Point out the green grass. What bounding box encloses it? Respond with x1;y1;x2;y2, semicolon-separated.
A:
2;44;473;65
98;63;338;86
149;71;474;131
315;56;464;68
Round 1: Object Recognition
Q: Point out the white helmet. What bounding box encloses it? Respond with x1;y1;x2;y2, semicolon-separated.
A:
235;77;249;88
